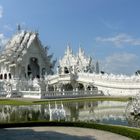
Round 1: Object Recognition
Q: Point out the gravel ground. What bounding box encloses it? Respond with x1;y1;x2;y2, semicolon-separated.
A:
0;127;132;140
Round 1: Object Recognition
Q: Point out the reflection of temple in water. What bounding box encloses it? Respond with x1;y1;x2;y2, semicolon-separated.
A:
0;104;66;122
0;101;138;127
77;101;127;123
44;103;66;121
0;102;125;122
0;105;42;122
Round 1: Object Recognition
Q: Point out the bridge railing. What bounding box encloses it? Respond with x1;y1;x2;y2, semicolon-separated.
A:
42;89;102;99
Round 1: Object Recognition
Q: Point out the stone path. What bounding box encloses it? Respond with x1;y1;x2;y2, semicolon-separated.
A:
0;127;132;140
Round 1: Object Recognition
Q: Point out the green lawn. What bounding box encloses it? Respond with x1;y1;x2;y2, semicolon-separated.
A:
0;96;130;105
0;99;33;105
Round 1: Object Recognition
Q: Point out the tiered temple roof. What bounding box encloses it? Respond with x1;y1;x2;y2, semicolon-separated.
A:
0;30;37;65
59;45;95;73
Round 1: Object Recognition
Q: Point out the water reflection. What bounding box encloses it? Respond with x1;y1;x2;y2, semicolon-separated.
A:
0;101;139;128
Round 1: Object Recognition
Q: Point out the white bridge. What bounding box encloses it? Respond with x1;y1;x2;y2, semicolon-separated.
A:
47;72;140;96
1;45;140;98
1;72;140;99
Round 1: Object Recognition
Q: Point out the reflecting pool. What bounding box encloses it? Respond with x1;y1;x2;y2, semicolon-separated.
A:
0;100;139;128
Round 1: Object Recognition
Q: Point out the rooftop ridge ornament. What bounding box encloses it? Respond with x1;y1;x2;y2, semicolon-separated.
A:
17;24;21;32
65;43;73;55
78;46;84;56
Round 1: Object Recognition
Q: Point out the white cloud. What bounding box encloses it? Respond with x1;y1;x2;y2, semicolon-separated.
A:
3;25;13;31
0;33;8;50
0;5;3;18
96;33;140;47
101;53;139;75
100;18;120;30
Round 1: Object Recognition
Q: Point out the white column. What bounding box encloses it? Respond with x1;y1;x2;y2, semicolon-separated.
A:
59;87;61;96
90;87;93;94
76;87;78;95
84;84;87;95
73;88;76;95
63;89;65;95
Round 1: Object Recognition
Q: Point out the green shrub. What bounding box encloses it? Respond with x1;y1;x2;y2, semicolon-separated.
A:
0;121;140;139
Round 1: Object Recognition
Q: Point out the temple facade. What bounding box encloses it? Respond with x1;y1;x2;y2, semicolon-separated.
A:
0;29;55;80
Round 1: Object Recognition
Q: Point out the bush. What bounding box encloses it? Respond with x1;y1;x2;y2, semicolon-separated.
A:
0;121;140;139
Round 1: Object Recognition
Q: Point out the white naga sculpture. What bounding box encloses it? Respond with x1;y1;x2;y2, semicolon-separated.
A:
125;94;140;127
126;94;140;116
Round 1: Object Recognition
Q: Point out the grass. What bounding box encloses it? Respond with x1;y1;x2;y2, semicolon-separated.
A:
0;121;140;139
33;96;130;104
0;96;130;105
0;99;33;105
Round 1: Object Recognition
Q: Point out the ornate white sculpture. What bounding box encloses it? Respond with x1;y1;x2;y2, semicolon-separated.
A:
58;45;95;74
126;94;140;117
125;94;140;127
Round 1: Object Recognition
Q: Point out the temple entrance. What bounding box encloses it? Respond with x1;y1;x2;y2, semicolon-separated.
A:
78;83;84;90
62;83;73;91
0;74;3;79
28;57;40;78
64;67;69;74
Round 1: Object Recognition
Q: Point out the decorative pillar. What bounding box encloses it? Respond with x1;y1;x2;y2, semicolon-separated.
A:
73;88;75;95
63;89;65;95
62;67;64;74
76;87;78;95
84;84;87;95
53;85;56;96
25;64;28;79
59;88;61;96
46;84;48;95
90;87;93;94
71;82;78;95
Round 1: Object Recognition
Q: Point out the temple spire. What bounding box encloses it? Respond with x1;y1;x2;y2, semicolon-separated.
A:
17;24;21;32
79;47;84;55
65;43;73;55
96;61;100;74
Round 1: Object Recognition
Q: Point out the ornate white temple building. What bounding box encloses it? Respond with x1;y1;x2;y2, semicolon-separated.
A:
58;46;96;74
0;28;140;98
0;29;55;80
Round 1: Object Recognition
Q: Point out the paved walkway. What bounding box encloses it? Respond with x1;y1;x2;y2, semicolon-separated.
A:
0;127;132;140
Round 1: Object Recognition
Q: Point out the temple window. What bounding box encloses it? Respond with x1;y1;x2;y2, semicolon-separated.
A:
9;73;11;79
27;65;32;77
0;74;3;79
28;57;40;79
78;83;84;90
4;74;7;79
64;67;69;74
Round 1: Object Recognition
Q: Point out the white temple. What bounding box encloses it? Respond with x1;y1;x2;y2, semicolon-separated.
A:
58;45;96;74
0;29;55;80
0;28;140;98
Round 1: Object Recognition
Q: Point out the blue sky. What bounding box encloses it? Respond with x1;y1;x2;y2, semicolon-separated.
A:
0;0;140;75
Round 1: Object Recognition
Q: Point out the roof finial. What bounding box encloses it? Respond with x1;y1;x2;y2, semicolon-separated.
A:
65;43;72;55
17;24;21;32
